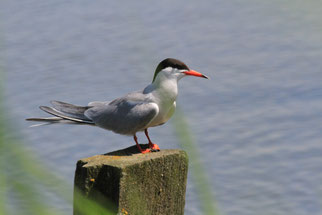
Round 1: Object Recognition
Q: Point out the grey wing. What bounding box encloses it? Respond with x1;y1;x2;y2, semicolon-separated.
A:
84;99;159;135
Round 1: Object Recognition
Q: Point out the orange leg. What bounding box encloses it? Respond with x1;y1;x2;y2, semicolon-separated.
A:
144;129;160;151
133;134;151;154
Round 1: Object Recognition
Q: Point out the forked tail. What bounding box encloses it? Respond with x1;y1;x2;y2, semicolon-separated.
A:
26;100;95;126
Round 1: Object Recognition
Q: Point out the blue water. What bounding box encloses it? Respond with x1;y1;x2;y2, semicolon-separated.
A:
2;1;322;214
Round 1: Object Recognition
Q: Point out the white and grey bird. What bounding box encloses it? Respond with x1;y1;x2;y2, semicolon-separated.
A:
27;58;208;153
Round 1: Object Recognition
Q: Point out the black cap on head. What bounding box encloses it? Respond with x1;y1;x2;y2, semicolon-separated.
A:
152;58;189;82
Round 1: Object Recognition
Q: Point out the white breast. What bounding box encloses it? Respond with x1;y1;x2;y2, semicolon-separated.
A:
148;101;176;127
144;69;179;128
148;89;177;127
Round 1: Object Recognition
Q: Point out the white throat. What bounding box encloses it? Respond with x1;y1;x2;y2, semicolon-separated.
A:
152;69;181;102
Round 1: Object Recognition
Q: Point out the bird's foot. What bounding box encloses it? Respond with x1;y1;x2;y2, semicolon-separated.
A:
140;148;152;154
149;143;160;152
138;144;160;154
135;141;160;153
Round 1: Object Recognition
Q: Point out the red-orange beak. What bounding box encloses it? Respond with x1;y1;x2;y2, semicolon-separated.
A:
182;70;208;79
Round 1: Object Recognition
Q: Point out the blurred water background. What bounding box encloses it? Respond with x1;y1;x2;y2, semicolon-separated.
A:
2;1;322;214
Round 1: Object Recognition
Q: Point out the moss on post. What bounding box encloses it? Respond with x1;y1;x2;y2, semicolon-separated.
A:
74;145;189;215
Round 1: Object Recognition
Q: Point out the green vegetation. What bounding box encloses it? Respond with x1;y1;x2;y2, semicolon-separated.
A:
173;108;219;215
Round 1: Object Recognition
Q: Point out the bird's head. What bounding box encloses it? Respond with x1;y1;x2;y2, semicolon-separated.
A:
152;58;208;83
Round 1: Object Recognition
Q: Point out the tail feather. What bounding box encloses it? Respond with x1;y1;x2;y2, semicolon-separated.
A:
26;117;93;127
50;100;90;120
26;101;95;126
26;116;63;122
39;106;94;124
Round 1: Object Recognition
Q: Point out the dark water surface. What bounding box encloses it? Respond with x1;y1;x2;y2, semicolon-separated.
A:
2;1;322;214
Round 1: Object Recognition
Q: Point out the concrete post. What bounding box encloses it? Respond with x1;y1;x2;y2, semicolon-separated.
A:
74;144;188;215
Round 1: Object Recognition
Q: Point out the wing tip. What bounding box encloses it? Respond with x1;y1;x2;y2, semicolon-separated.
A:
39;106;50;112
50;100;56;105
50;100;61;106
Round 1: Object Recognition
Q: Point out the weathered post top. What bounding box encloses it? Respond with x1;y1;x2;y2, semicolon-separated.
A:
74;145;189;215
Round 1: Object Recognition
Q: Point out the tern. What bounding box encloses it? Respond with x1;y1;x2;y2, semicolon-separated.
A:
27;58;208;153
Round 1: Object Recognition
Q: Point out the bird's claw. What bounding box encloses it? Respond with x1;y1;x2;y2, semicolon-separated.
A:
139;143;160;154
149;143;160;152
140;148;152;154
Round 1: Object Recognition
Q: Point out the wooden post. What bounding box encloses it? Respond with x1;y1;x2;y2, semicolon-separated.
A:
74;144;189;215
